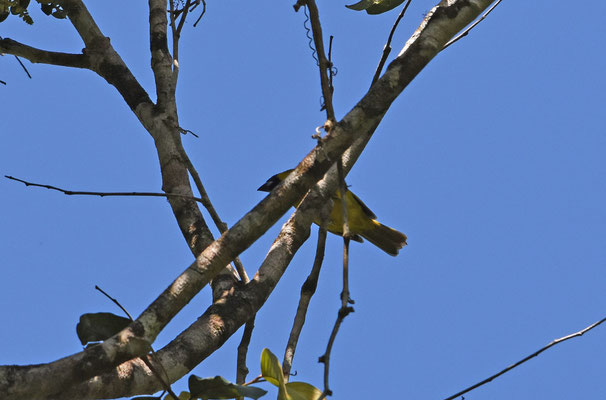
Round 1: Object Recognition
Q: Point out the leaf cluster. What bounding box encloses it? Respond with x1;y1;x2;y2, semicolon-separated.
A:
0;0;65;24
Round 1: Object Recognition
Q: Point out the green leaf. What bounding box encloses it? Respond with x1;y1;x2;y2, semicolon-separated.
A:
260;349;321;400
188;375;267;400
260;348;284;388
346;0;406;14
76;312;131;345
284;382;322;400
345;0;374;11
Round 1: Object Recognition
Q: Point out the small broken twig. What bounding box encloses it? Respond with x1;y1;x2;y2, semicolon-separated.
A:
15;55;32;79
442;0;502;50
178;126;199;138
95;285;134;321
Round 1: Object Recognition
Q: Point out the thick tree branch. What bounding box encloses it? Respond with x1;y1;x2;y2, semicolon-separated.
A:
0;1;497;398
54;0;154;114
55;0;105;47
57;171;334;400
0;38;89;68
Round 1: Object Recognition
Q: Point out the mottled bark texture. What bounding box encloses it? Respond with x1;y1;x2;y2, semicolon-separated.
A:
0;0;496;399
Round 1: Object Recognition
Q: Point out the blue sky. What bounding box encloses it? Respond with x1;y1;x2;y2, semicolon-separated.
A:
1;1;605;399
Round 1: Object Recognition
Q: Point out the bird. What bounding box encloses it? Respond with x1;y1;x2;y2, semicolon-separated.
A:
258;169;407;256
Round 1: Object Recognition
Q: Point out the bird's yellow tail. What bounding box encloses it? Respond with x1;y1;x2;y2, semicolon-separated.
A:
361;221;407;256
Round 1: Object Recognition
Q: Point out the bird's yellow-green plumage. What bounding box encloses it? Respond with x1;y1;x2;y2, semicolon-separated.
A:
258;169;407;256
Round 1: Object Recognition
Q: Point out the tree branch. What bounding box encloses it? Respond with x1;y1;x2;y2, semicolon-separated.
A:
150;0;174;107
0;38;89;68
5;175;206;204
283;228;327;378
236;318;256;385
444;316;606;400
301;0;335;122
319;170;353;399
180;151;249;282
442;0;502;50
371;0;412;86
0;1;498;398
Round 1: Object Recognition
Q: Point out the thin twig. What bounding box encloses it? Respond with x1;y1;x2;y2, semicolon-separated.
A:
168;0;180;77
318;287;354;400
302;0;335;121
178;145;253;382
236;317;256;385
15;55;32;79
318;163;354;399
327;35;335;97
180;154;249;282
178;126;199;138
5;175;205;203
95;285;134;321
371;0;412;86
175;0;192;35
0;79;6;85
283;228;327;379
94;286;179;400
336;161;350;241
444;316;606;400
243;375;265;387
442;0;502;50
141;355;178;400
192;0;207;27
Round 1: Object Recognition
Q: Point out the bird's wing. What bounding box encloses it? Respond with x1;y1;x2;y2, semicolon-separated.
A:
349;191;377;219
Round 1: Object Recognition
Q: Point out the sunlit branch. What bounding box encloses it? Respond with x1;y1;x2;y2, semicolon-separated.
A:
0;2;498;397
95;286;179;400
180;149;250;282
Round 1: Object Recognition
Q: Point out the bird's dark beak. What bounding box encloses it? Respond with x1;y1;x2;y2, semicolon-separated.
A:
257;175;281;192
